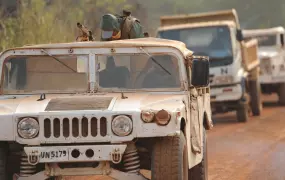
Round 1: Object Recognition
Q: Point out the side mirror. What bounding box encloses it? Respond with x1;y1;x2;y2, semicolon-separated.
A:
280;34;284;47
191;57;210;87
236;29;244;42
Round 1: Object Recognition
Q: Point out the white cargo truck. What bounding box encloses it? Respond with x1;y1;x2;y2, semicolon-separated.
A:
243;27;285;104
157;9;262;122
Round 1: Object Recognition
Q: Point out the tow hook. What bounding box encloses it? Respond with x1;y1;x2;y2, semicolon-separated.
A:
110;148;123;164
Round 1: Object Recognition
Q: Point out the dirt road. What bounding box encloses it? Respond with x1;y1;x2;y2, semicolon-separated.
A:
208;94;285;180
65;94;285;180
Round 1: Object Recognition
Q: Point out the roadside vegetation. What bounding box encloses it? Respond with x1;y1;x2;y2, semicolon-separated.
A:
0;0;284;51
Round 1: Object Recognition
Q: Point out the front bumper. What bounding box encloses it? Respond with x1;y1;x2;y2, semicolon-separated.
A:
24;144;127;164
210;83;243;102
260;74;285;84
18;144;148;180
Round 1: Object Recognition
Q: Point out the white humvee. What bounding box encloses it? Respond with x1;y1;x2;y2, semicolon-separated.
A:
0;38;212;180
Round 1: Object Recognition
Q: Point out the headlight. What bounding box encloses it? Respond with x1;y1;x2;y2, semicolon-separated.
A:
213;75;234;85
112;115;133;136
141;110;155;123
155;109;171;125
17;117;39;139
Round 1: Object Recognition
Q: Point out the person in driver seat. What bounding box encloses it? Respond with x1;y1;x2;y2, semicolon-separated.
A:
99;56;130;88
142;55;177;88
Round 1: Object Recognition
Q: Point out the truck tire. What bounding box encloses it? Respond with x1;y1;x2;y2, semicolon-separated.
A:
0;143;8;180
189;128;208;180
278;83;285;105
248;80;262;116
151;131;188;180
236;103;249;122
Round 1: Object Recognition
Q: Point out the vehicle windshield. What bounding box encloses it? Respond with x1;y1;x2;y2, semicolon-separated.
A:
252;35;277;47
2;55;88;94
96;54;180;90
158;26;233;67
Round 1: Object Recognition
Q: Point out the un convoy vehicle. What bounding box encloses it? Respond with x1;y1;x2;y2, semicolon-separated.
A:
0;38;213;180
157;9;262;122
243;27;285;104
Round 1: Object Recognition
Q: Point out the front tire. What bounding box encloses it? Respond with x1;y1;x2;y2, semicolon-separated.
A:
278;83;285;105
236;103;249;123
151;131;188;180
248;80;262;116
236;93;249;123
189;128;208;180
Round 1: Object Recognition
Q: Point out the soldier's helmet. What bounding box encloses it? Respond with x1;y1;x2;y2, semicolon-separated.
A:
100;14;120;40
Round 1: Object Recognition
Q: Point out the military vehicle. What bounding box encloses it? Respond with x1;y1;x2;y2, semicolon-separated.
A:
0;38;212;180
244;27;285;104
157;9;262;122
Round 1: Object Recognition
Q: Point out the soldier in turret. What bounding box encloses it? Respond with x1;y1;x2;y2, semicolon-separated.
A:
99;10;145;41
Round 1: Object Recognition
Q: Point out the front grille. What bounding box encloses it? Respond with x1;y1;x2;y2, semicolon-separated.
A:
43;117;107;139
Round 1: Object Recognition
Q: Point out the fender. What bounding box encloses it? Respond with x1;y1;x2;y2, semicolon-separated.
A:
187;112;211;169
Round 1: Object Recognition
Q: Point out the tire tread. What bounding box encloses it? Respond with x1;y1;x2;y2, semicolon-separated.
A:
152;133;186;180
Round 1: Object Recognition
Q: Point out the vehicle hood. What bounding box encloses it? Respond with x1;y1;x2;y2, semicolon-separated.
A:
0;93;186;115
258;47;279;59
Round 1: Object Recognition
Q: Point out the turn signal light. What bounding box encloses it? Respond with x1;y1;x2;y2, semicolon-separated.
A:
155;109;171;126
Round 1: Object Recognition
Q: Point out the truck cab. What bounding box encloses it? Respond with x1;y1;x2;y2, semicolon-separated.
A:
243;27;285;104
156;9;262;122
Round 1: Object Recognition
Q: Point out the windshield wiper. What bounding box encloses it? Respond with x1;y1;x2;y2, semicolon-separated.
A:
41;49;76;73
139;47;171;75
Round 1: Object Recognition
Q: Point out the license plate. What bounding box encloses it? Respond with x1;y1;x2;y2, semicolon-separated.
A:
27;147;69;162
40;150;68;160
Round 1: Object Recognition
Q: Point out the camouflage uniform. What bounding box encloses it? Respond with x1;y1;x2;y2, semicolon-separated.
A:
100;11;144;41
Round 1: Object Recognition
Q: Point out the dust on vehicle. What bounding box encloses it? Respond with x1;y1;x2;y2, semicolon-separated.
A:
0;38;212;180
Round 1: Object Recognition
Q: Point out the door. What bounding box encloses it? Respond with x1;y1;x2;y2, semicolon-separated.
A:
187;65;202;154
